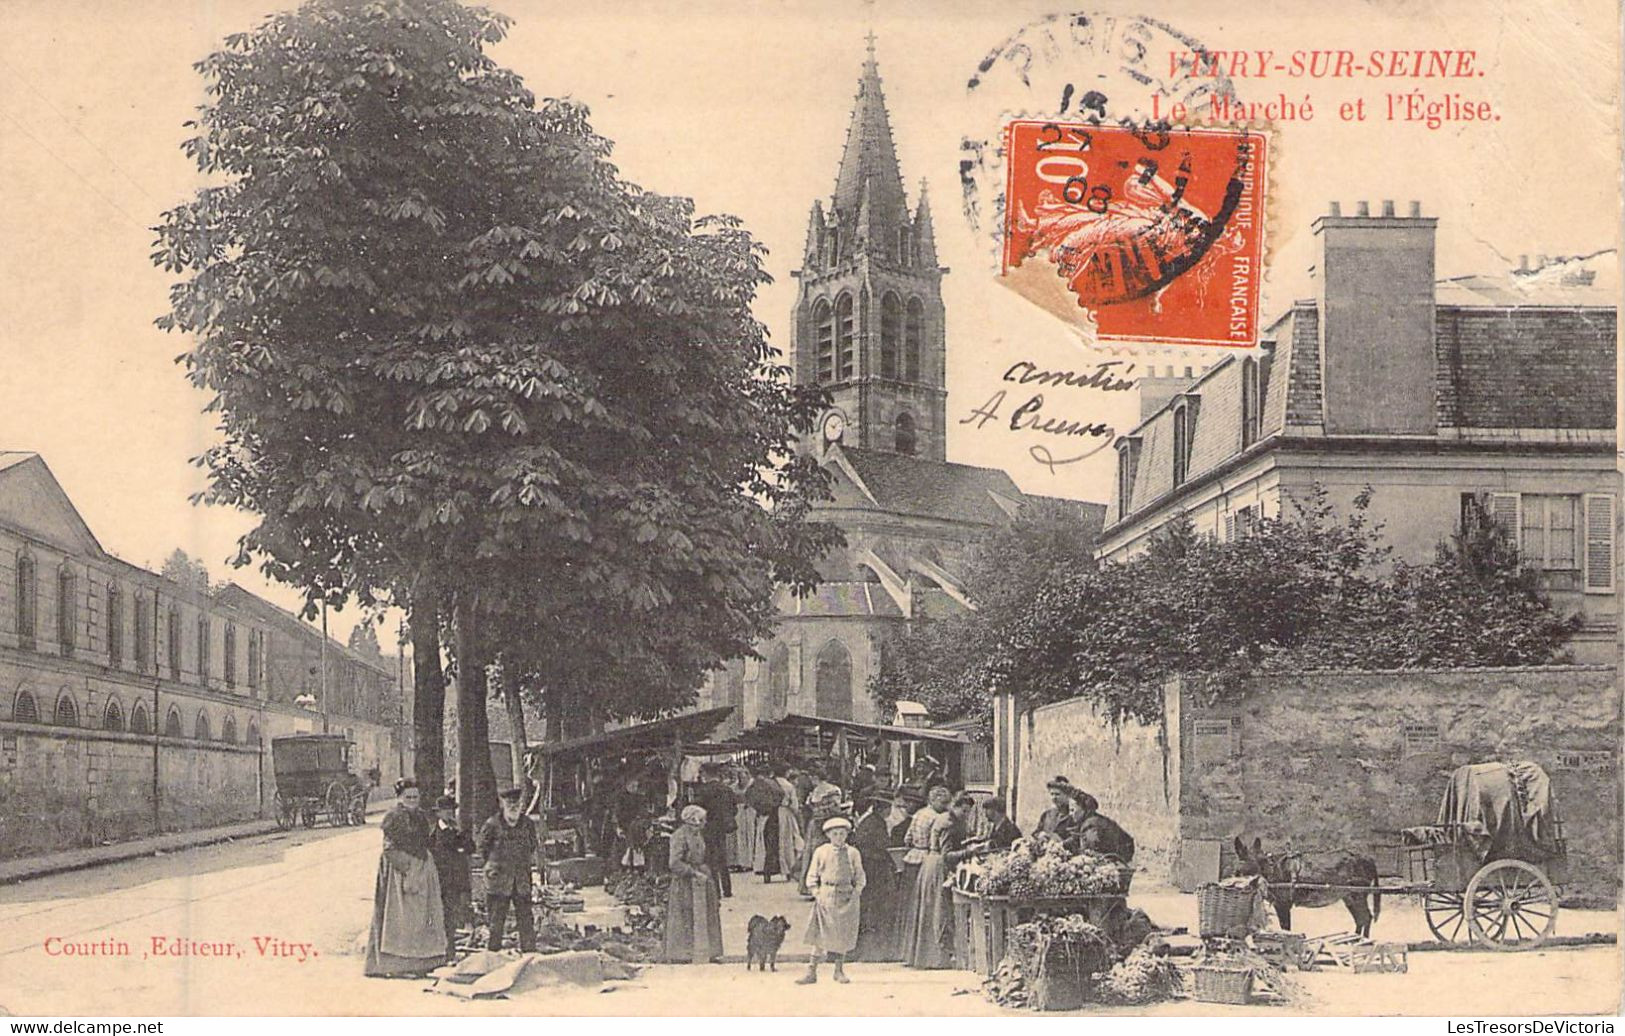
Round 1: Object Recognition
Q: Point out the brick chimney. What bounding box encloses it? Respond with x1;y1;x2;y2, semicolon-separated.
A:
1311;200;1438;434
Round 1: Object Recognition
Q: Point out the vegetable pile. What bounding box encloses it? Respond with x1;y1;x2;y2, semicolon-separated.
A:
978;834;1132;897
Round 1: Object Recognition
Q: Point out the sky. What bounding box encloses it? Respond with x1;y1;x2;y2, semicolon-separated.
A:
0;0;1618;642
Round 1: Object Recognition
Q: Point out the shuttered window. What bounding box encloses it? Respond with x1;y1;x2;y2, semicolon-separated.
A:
1584;493;1616;594
1487;492;1520;546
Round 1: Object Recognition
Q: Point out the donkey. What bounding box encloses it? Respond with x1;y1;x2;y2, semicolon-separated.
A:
1232;837;1383;938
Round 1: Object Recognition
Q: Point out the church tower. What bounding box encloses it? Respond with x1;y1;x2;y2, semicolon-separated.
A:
791;39;947;461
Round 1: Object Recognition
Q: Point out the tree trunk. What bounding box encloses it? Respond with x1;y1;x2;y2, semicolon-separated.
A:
454;598;497;833
408;589;446;802
498;658;531;809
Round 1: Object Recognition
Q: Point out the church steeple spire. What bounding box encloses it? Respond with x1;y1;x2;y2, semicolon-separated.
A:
831;37;909;236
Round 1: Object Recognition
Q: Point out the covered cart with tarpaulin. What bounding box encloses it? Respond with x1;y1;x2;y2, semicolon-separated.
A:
1398;761;1569;948
524;706;737;862
724;712;970;792
269;733;372;829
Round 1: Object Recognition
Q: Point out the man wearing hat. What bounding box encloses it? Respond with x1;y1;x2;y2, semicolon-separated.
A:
797;814;866;984
692;764;739;898
477;787;539;952
429;794;475;941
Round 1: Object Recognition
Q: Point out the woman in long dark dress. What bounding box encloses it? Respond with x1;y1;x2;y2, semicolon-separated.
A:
663;804;724;963
850;796;899;962
365;779;449;978
905;793;971;970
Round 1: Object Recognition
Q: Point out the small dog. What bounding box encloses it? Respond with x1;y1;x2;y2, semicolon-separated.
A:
745;914;791;972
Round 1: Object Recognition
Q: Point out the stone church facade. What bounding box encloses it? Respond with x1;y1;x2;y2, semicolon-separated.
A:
694;47;1104;734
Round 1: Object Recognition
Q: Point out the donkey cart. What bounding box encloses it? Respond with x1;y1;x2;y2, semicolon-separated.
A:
1247;761;1567;951
271;734;373;830
1399;761;1567;950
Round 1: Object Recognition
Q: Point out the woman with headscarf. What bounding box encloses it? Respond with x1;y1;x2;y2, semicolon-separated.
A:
364;779;449;978
905;793;974;970
850;795;900;962
664;804;724;963
797;816;866;985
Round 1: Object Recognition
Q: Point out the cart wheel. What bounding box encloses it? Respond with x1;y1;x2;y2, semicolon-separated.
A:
327;783;352;827
274;795;295;832
350;795;367;826
1423;891;1473;944
1464;860;1558;950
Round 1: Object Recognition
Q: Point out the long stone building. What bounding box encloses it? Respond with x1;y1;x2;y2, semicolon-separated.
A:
0;451;406;859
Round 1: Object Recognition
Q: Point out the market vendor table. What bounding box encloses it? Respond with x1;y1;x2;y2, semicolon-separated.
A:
956;892;1136;978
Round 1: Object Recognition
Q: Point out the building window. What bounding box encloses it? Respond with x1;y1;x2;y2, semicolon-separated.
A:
1226;504;1261;542
194;709;211;740
222;714;237;743
224;623;237;689
904;298;924;382
133;595;151;672
103;698;125;732
814;639;853;721
12;690;39;723
54;691;79;727
1116;438;1141;518
834;293;856;382
1241;357;1262;448
248;630;261;692
1172;402;1193;487
895;411;918;456
246;717;261;745
197;616;211;684
167;608;182;678
16;552;37;650
767;643;790;717
107;584;123;667
130;700;150;735
57;567;77;658
814;299;835;383
880;293;902;378
1520;495;1579;573
165;706;184;738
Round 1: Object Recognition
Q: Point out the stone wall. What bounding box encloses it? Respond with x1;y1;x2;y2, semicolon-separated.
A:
1178;666;1621;904
0;703;401;861
1005;665;1620;904
1012;692;1179;883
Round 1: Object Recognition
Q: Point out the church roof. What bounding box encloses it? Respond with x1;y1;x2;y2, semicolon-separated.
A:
831;40;910;233
835;446;1027;525
776;580;907;617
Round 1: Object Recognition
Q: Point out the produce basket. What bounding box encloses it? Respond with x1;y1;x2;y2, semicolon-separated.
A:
1198;882;1261;939
1191;963;1254;1005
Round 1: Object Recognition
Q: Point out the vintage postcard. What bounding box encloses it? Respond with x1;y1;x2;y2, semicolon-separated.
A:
0;0;1619;1022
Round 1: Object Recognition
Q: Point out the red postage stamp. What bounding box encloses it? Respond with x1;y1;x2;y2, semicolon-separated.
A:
1002;120;1268;348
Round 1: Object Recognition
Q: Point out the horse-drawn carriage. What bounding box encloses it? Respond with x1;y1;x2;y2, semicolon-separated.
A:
271;734;376;830
1239;761;1568;951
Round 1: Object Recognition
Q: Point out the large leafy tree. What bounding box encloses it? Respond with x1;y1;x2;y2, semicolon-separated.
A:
155;0;836;825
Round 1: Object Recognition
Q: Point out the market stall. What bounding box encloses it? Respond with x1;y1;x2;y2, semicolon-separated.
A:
724;712;969;792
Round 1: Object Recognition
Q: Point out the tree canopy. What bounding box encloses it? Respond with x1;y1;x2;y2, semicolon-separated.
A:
154;0;839;749
875;488;1580;731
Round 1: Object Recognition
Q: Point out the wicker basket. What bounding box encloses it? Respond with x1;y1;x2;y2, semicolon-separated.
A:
1197;883;1260;938
1191;963;1254;1005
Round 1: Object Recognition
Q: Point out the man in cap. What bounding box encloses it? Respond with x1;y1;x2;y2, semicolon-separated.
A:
477;787;539;952
428;794;475;941
1071;790;1136;864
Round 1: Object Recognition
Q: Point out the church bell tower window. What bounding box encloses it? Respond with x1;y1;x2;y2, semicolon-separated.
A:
835;293;856;381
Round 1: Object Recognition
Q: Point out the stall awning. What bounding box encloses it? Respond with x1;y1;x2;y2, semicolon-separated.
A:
726;713;968;749
526;706;736;763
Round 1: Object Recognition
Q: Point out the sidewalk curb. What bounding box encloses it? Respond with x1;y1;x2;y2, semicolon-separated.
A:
0;802;388;887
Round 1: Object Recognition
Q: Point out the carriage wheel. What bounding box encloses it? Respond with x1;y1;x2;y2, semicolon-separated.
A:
350;794;368;826
327;783;352;827
1423;891;1474;944
274;794;295;832
1464;860;1558;950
